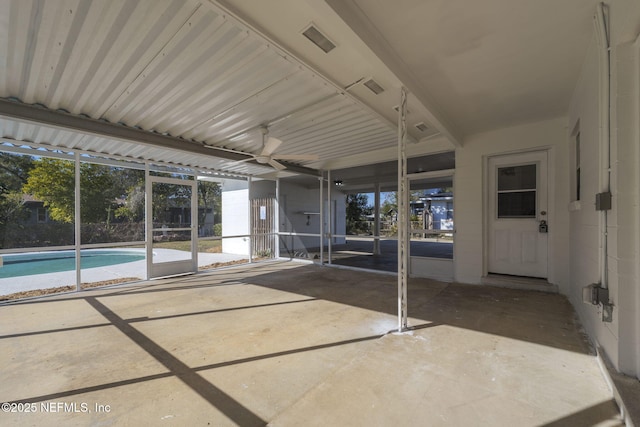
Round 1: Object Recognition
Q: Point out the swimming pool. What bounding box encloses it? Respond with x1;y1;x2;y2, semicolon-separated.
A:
0;250;145;279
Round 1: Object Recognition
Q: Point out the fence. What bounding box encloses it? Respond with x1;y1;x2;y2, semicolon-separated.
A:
250;198;276;257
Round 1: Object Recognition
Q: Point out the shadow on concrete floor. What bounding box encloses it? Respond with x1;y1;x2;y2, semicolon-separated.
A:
287;237;453;273
0;261;627;426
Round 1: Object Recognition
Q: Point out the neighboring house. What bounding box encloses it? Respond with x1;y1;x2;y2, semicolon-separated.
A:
21;195;51;225
410;194;454;230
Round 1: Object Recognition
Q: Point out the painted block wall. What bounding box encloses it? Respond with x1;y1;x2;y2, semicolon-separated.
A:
278;179;346;257
566;0;640;377
454;117;570;290
567;37;621;367
233;178;347;258
614;41;640;378
221;179;249;255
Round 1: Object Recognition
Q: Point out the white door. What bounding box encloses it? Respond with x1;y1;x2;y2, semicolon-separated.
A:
488;151;548;278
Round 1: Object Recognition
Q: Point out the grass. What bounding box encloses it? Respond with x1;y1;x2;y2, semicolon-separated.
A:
150;239;222;253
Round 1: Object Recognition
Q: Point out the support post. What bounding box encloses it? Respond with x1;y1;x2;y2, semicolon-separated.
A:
74;152;81;291
397;87;409;331
248;176;253;263
275;178;280;259
192;175;198;271
319;174;324;265
374;182;381;255
145;163;151;280
327;169;332;265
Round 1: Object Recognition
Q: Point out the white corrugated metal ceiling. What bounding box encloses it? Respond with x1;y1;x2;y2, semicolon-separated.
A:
0;0;412;176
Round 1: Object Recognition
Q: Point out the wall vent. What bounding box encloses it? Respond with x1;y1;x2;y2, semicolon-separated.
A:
415;122;429;132
363;78;384;95
302;25;336;53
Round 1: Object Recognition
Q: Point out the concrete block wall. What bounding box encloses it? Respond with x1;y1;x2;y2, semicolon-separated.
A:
278;179;346;257
566;0;640;377
614;41;640;376
222;177;347;259
221;179;249;255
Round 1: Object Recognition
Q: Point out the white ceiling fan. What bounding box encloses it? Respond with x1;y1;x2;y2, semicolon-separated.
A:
233;127;318;170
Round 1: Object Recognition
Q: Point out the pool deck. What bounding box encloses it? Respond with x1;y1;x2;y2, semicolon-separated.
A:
0;250;247;296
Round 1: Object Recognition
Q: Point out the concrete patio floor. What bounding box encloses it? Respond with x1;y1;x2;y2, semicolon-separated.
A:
0;261;624;426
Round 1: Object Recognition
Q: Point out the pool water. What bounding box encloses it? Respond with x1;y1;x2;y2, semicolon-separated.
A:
0;250;145;279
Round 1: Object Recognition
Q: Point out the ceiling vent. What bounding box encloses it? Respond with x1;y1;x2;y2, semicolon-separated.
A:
363;78;384;95
302;25;336;53
415;122;429;132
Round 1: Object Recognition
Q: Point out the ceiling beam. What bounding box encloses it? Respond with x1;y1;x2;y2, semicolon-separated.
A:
324;0;463;147
0;98;320;176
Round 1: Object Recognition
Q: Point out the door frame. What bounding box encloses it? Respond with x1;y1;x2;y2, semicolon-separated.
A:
483;148;555;279
146;175;198;279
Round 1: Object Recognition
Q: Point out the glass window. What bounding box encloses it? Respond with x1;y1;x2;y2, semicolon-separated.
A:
37;207;46;223
497;164;537;218
497;164;536;191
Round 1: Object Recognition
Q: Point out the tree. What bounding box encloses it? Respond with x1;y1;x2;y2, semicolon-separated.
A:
115;182;145;222
23;159;119;223
345;193;371;234
0;153;34;195
198;181;221;232
381;190;425;216
0;154;34;246
112;169;145;222
0;192;29;248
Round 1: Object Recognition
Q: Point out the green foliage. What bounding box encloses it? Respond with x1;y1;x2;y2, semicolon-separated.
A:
198;181;221;228
23;158;76;222
0;154;35;247
116;183;145;222
213;223;222;236
23;159;144;224
345;193;372;235
0;153;34;195
0;192;30;248
151;181;192;225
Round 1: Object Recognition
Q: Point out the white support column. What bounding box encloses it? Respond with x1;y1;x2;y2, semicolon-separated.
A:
191;176;198;272
145;163;151;280
74;152;81;291
327;169;332;265
398;87;409;331
319;173;324;265
248;176;253;263
275;178;280;259
374;182;381;255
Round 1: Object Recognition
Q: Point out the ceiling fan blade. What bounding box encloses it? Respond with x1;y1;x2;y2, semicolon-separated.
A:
272;154;319;161
261;137;283;156
227;157;255;165
268;159;287;170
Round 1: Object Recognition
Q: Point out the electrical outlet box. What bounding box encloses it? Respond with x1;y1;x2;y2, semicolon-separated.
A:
582;283;614;322
582;283;609;305
595;192;612;210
